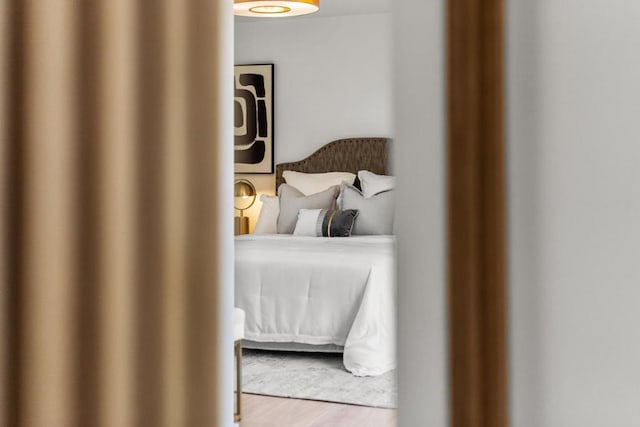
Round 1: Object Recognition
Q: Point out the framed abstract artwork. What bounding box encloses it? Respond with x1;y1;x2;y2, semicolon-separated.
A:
234;64;274;174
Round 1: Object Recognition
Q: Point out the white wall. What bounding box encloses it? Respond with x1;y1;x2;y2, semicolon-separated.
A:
235;13;392;230
394;0;448;426
508;1;640;426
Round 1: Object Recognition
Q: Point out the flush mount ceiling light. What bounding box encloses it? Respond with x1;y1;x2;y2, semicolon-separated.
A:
234;0;320;17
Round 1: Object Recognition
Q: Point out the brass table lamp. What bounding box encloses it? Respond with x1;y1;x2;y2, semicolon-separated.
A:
234;179;256;235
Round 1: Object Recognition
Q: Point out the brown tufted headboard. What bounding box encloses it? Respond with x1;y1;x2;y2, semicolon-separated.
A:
275;137;390;189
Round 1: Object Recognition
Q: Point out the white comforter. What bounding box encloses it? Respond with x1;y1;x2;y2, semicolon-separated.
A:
235;234;396;376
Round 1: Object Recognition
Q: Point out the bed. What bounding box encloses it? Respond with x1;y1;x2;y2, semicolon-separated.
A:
234;137;395;376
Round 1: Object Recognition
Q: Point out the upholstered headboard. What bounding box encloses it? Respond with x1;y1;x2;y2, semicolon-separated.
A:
275;137;390;189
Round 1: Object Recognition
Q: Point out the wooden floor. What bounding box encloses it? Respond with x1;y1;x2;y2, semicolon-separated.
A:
239;393;397;427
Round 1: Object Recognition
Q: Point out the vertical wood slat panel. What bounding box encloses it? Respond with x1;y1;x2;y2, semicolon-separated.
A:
1;2;232;426
0;2;23;426
185;1;222;424
448;0;507;426
74;1;101;425
185;1;234;426
20;1;78;426
448;0;482;423
96;0;137;426
479;3;507;426
161;0;188;425
135;2;165;426
0;0;11;425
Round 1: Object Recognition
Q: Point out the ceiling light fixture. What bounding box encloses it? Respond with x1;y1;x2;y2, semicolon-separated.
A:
234;0;319;18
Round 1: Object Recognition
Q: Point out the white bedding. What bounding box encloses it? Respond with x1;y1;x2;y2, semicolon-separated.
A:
235;234;396;376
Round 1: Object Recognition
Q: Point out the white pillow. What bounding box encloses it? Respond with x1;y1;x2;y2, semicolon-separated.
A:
253;195;279;234
341;183;394;235
293;209;322;236
358;170;396;198
283;170;356;196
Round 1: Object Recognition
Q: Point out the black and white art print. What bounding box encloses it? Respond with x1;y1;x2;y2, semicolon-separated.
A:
234;64;274;174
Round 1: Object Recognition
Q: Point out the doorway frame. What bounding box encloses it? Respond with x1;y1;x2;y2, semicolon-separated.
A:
230;0;508;424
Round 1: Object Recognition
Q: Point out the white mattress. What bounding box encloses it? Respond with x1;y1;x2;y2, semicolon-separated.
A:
235;234;396;376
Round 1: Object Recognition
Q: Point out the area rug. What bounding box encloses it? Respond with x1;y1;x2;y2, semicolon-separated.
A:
242;349;397;409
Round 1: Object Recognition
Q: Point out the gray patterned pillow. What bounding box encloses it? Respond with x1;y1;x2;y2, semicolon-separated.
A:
340;183;394;235
277;184;339;234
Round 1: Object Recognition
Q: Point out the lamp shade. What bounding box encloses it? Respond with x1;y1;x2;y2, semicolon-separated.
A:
234;179;257;212
234;0;319;17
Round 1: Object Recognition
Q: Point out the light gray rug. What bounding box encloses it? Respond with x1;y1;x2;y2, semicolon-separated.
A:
242;349;397;409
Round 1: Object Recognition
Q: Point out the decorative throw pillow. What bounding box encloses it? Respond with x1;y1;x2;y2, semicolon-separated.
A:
283;170;356;196
340;183;394;235
277;184;340;234
358;170;396;199
293;209;359;237
253;195;279;234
